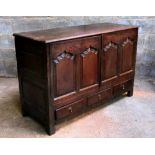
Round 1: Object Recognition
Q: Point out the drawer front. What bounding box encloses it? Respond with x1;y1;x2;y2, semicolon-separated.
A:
88;88;112;106
55;99;86;120
113;80;133;96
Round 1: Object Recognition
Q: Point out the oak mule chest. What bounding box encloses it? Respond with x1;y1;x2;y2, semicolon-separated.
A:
14;23;138;135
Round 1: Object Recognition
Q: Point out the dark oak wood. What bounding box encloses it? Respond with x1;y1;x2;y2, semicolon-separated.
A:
13;23;137;43
14;23;138;135
87;88;112;106
55;98;87;120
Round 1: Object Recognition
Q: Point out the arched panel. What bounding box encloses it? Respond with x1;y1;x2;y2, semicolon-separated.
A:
80;47;98;88
53;51;76;97
121;38;134;73
102;42;118;80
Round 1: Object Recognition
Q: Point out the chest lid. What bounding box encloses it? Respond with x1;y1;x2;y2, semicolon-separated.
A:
13;23;138;43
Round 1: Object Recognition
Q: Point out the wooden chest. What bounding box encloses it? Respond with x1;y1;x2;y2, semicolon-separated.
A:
13;23;138;135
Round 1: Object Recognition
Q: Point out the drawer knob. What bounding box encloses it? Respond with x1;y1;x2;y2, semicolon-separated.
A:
98;94;102;100
68;107;73;113
122;85;125;90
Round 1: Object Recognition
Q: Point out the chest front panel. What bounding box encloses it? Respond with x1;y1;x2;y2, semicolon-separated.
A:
101;29;137;83
51;36;101;99
51;30;137;103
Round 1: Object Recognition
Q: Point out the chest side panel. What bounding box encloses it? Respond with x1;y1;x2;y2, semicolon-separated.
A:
15;37;51;127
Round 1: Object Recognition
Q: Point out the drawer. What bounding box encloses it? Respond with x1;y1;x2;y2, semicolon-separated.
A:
88;88;112;106
113;80;133;96
55;98;86;120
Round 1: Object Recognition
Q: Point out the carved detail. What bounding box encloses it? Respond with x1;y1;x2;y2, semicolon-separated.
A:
122;38;133;47
81;47;98;57
53;51;75;64
103;42;117;52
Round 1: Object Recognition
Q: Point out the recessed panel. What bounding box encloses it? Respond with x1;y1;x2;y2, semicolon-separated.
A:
54;52;75;97
103;42;118;80
121;39;134;73
80;48;98;88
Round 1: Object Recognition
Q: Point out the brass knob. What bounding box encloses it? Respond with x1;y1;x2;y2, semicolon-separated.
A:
68;107;72;113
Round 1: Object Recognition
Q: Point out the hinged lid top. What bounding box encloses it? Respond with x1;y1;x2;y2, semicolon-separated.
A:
13;23;138;43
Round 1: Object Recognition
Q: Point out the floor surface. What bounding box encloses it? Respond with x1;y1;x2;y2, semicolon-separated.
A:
0;77;155;138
